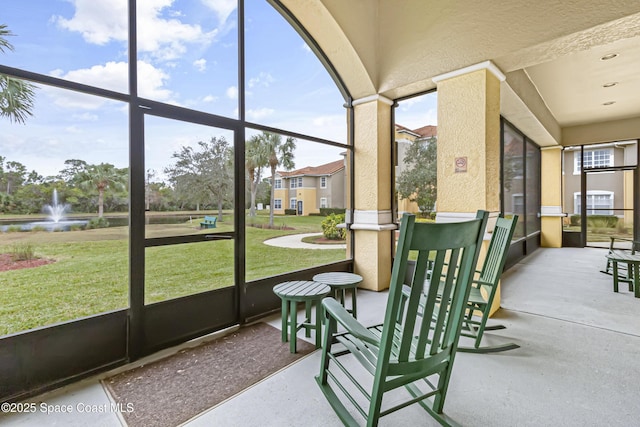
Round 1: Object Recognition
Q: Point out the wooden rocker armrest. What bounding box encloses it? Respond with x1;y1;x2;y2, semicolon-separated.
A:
322;297;380;346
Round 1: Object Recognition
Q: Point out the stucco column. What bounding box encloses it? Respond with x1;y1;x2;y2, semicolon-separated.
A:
540;146;564;247
350;95;396;291
433;62;503;218
433;62;504;314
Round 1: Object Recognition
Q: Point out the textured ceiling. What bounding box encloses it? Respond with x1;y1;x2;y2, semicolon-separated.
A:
282;0;640;144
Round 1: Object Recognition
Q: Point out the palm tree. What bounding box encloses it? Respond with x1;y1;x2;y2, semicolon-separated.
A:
263;132;296;227
0;24;36;124
245;134;268;217
79;163;127;217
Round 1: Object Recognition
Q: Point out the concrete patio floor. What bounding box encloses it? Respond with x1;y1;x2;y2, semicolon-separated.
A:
2;247;638;426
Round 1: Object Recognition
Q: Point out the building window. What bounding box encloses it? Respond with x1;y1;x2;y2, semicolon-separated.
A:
290;198;297;209
320;176;327;188
291;177;302;189
511;194;524;215
275;179;282;189
320;197;328;208
274;199;282;210
574;149;613;173
574;191;614;215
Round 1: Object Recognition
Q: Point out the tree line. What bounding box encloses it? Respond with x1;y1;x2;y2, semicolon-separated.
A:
165;131;296;226
0;157;128;217
0;130;296;221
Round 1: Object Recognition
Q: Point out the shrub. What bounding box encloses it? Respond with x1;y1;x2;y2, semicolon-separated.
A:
10;243;36;261
570;215;581;226
419;211;436;220
6;225;22;233
86;217;110;229
321;213;346;240
319;208;346;216
587;215;618;228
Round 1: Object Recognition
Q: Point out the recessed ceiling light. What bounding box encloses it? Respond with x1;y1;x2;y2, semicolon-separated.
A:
602;82;618;88
600;53;619;60
603;101;616;106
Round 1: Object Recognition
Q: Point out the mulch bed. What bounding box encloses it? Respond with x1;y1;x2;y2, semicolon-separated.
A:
103;322;315;427
0;253;55;272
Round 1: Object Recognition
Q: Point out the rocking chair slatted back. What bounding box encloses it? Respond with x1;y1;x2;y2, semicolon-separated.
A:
458;214;520;353
316;211;488;426
384;216;485;367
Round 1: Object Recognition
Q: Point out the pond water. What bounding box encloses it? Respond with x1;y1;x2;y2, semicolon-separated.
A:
0;215;196;232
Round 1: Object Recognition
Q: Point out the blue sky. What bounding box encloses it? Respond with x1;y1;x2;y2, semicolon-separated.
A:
1;0;436;180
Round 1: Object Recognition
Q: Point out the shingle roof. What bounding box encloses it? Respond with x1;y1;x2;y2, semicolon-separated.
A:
278;159;344;177
412;125;437;138
395;124;420;137
395;124;437;138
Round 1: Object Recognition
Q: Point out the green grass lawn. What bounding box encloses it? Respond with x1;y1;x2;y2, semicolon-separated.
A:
0;213;346;336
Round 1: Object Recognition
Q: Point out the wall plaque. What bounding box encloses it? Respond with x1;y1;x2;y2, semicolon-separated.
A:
455;156;467;173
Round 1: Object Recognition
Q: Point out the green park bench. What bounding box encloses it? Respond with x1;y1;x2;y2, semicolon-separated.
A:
200;215;217;229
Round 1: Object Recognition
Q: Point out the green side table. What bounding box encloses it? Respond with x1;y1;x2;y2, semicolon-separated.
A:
313;272;363;318
273;280;331;353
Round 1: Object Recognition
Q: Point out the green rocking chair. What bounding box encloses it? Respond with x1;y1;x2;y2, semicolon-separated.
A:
601;236;640;276
457;214;519;353
316;212;487;426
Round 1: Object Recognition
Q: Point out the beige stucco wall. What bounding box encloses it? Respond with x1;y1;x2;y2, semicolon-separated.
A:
436;68;501;214
295;188;317;215
354;100;392;211
352;97;394;291
273;187;286;215
540;146;563;247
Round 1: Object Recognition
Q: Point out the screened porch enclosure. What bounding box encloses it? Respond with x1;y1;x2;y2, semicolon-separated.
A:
562;142;639;248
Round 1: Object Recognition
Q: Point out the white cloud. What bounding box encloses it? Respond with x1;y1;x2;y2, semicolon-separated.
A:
398;96;424;111
312;115;342;128
54;61;129;93
54;0;218;62
137;61;175;101
247;108;274;121
248;72;274;88
202;95;217;103
193;58;207;72
47;61;174;108
226;86;238;99
72;113;99;122
257;111;348;146
302;43;312;53
54;0;128;45
65;126;83;134
201;0;237;24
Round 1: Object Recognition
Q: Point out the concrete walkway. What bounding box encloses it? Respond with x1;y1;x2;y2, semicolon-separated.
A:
263;233;346;249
